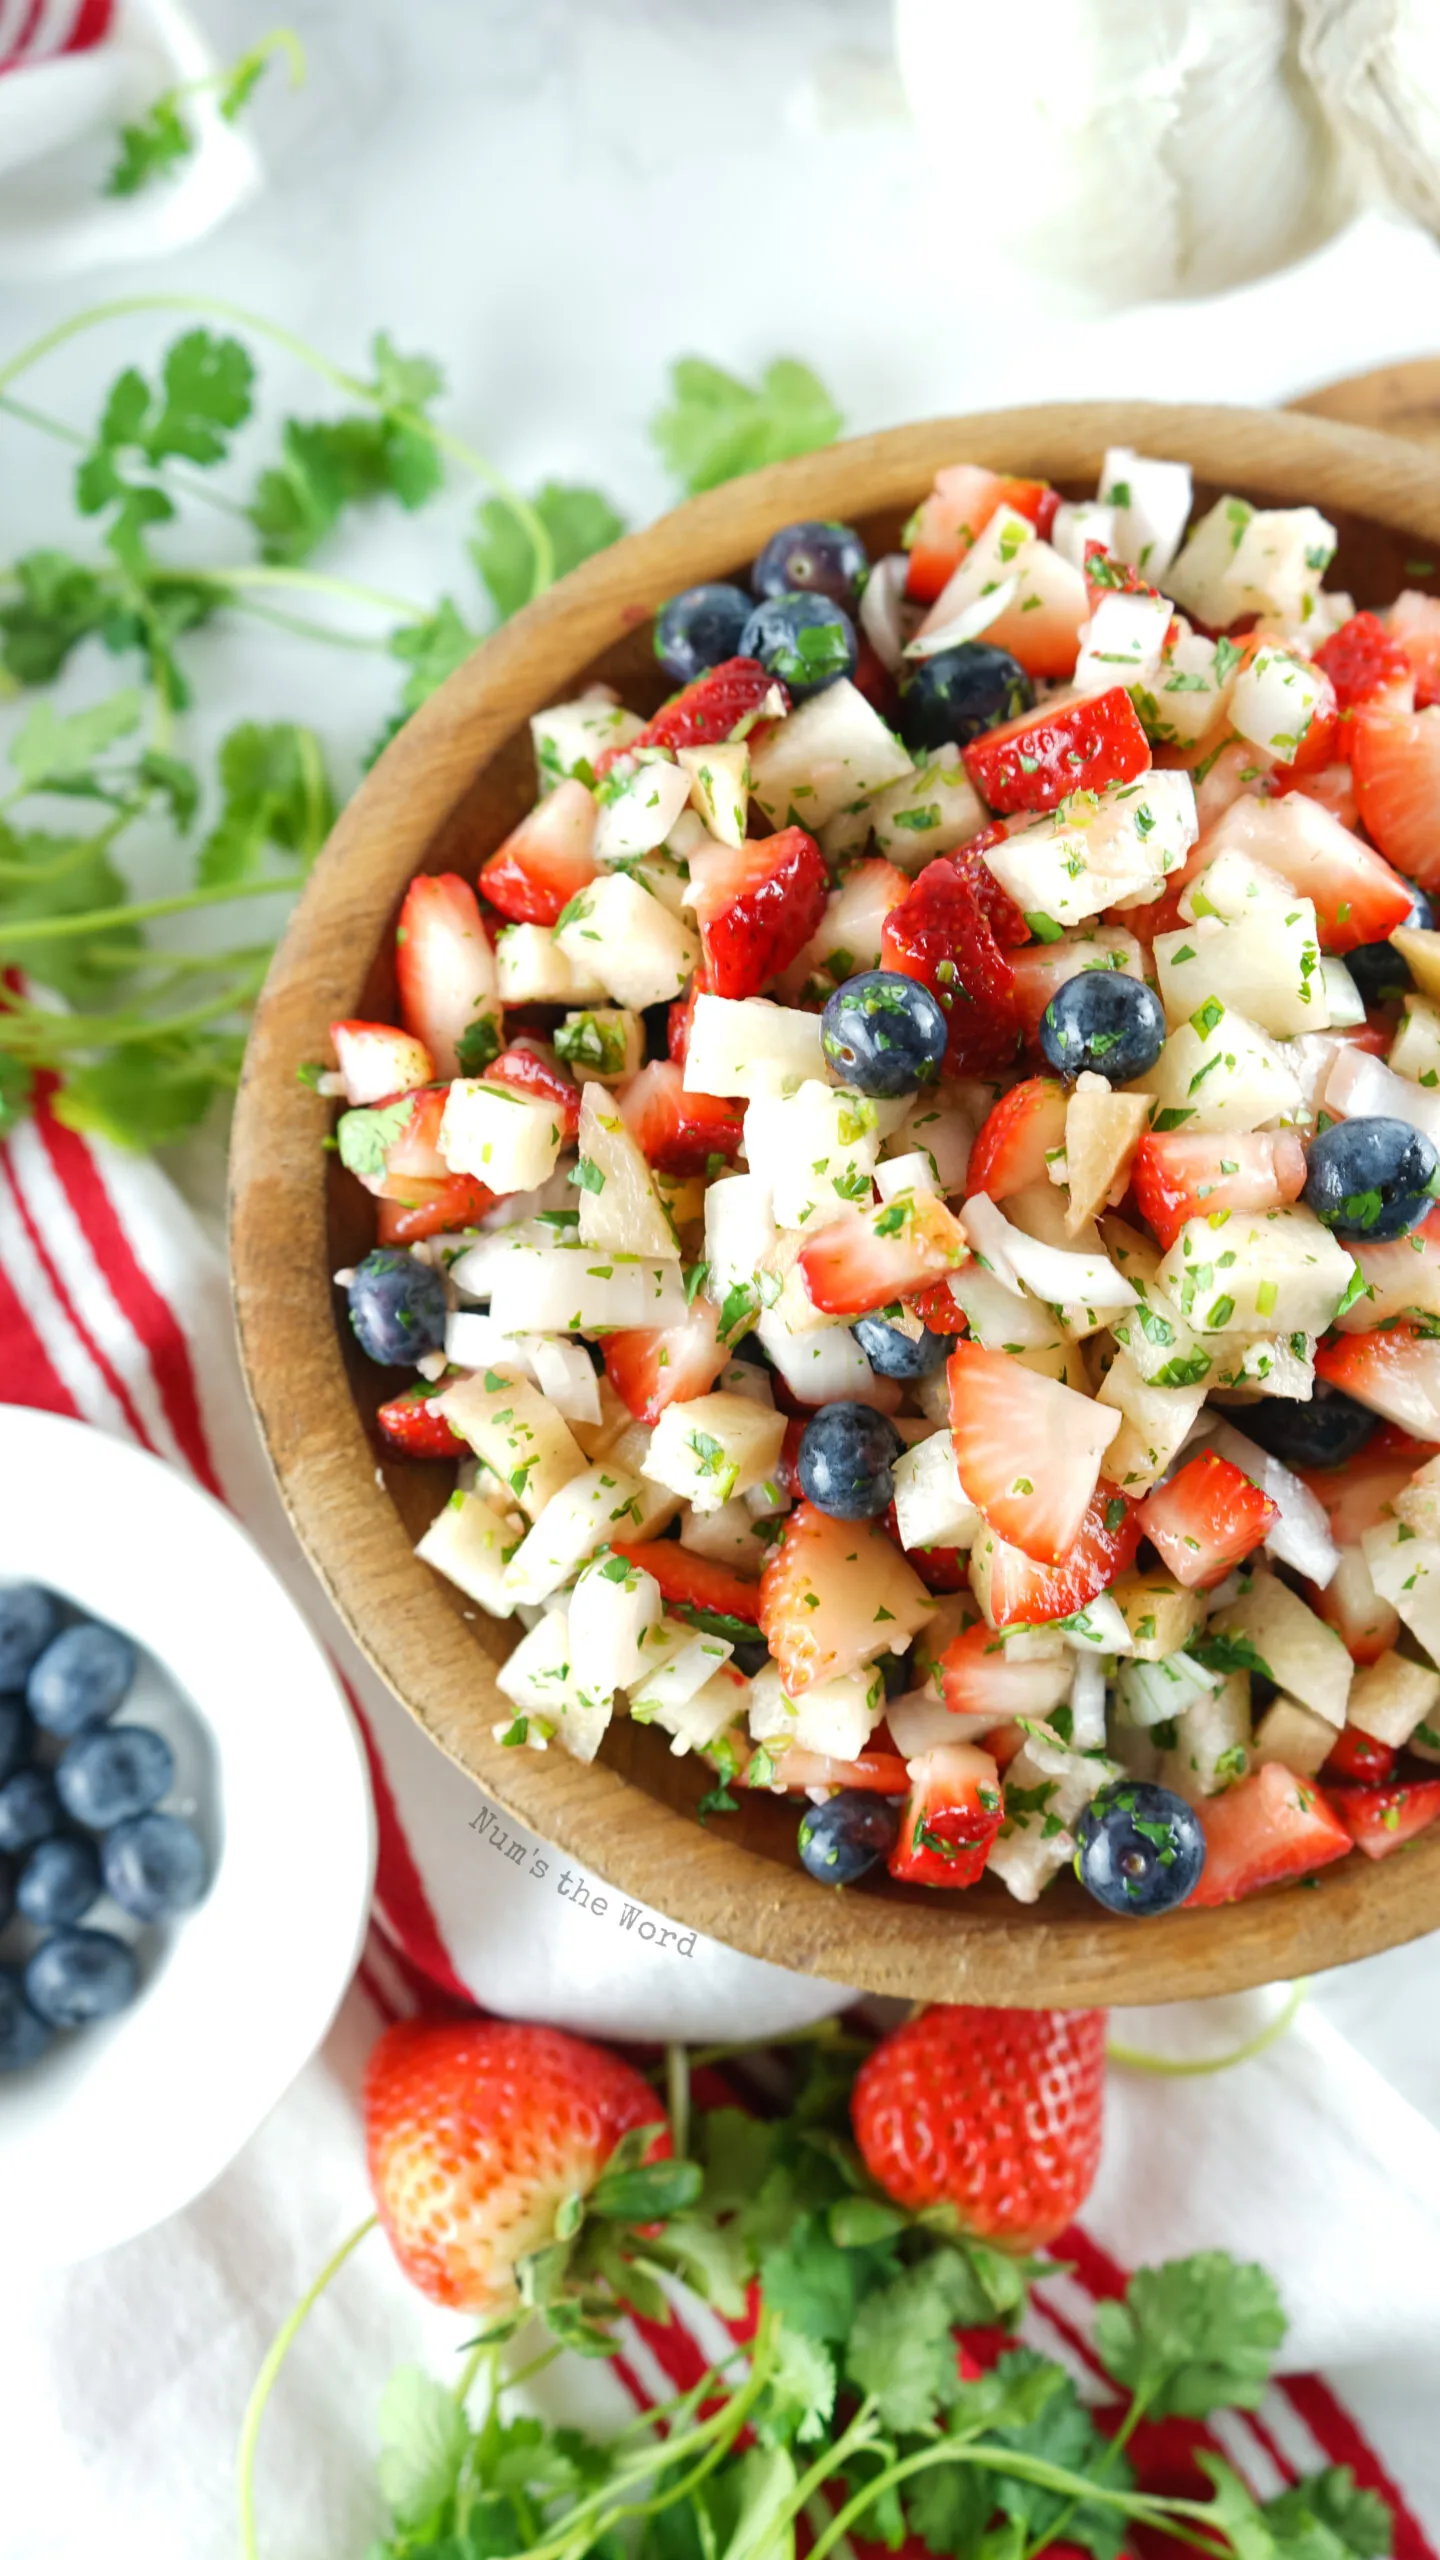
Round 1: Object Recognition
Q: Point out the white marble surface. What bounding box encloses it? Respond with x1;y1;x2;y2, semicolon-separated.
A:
1;0;1438;2109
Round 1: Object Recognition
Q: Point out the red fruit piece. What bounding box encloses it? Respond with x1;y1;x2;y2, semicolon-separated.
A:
852;2002;1107;2249
667;967;709;1068
888;1740;1004;1888
477;779;598;925
977;1493;1141;1628
483;1039;582;1143
689;826;829;1000
744;1742;911;1795
608;1539;761;1628
880;846;1028;1075
886;1502;969;1592
395;874;499;1078
962;687;1150;816
618;1058;743;1175
329;1019;434;1106
758;1503;923;1695
797;1192;969;1319
1307;1546;1399;1667
1270;760;1360;830
1327;1778;1440;1860
377;1180;494;1244
593;657;785;781
1351;705;1440;891
966;1078;1068;1201
910;1278;965;1331
1297;1439;1438;1547
948;1343;1122;1565
1314;610;1414;710
603;1296;727;1426
1131;1128;1307;1254
1138;1451;1279;1590
1314;1327;1440;1437
365;2019;670;2314
1389;592;1440;709
344;1085;454;1203
1188;1763;1352;1907
1322;1726;1396;1784
1200;795;1414;955
939;1620;1072;1719
904;464;1008;604
376;1382;468;1459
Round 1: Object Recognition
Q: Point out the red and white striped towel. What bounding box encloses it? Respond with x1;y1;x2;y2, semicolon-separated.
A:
0;1088;1437;2557
0;0;113;72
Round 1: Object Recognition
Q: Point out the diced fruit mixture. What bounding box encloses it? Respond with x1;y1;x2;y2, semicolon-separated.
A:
323;453;1440;1918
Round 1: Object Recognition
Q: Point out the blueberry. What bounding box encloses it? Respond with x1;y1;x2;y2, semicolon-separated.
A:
878;1650;911;1700
346;1248;449;1366
654;582;754;685
0;1585;58;1690
27;1620;136;1736
25;1927;138;2028
56;1725;173;1829
1039;969;1167;1084
0;1854;12;1933
0;1768;60;1854
896;641;1033;755
738;591;856;702
822;970;947;1097
798;1791;899;1884
0;1967;50;2072
853;1313;954;1378
1346;881;1433;1008
752;519;869;612
797;1403;903;1520
1303;1115;1440;1243
17;1835;101;1928
102;1811;209;1921
1074;1780;1206;1915
1239;1385;1378;1470
0;1696;30;1784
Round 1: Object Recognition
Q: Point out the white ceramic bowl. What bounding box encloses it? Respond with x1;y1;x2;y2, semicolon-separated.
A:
0;1406;375;2269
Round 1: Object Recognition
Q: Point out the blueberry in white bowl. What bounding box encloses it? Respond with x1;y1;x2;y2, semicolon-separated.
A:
0;1585;58;1691
0;1965;49;2072
102;1812;209;1922
25;1927;138;2028
17;1836;102;1930
0;1767;60;1855
27;1619;136;1736
56;1725;174;1829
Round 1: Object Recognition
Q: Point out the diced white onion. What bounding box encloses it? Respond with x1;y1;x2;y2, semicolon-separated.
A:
904;577;1019;659
1069;1651;1108;1749
962;1192;1137;1312
1324;1043;1440;1148
1204;1416;1340;1589
859;553;910;673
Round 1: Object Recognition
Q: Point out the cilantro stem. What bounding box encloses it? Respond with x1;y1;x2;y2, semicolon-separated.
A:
0;389;253;518
802;2441;1220;2560
666;2041;690;2160
0;295;557;598
236;2208;376;2560
0;964;268;1053
1106;1980;1308;2077
229;594;393;651
148;562;429;623
0;871;305;942
497;2338;565;2397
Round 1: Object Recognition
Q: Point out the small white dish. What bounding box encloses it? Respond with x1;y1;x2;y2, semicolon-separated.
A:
0;1405;375;2270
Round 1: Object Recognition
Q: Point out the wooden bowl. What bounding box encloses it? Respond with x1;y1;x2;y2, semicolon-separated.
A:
231;400;1440;2007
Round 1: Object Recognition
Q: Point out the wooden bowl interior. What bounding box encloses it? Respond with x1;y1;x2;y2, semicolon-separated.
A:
236;406;1440;2004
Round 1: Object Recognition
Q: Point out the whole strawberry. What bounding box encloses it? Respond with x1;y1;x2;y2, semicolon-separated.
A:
852;2003;1106;2250
365;2018;670;2315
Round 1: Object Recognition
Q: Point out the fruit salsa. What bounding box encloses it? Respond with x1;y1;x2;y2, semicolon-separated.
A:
326;450;1440;1918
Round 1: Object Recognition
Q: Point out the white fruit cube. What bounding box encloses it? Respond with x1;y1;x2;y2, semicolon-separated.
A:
496;923;606;1005
1252;1695;1336;1778
1396;1457;1440;1539
575;1086;678;1261
1227;507;1336;626
437;1372;586;1520
744;1081;881;1232
684;994;826;1100
643;1392;786;1513
629;1614;736;1707
679;1497;769;1578
1064;1081;1148;1229
415;1488;522;1616
791;1666;886;1762
749;679;912;830
554;871;701;1011
567;1551;664;1698
1165;497;1254;627
1134;625;1229;748
1347;1649;1440;1747
1110;1567;1204;1660
875;1150;941;1203
678;743;750;849
1097;1348;1207;1493
983;769;1197;931
1158;1205;1355;1337
1158;1672;1252;1801
1207;1332;1318;1399
495;1608;612;1761
1051;498;1116;570
1138;1001;1303;1133
1179;846;1296;924
593;758;692;863
643;1662;751;1757
1153;907;1325;1039
1361;1520;1440;1668
893;1430;981;1551
1209;1566;1353;1726
486;1241;689;1335
439;1081;565;1193
1074;590;1172;695
1229;647;1329;763
987;1815;1076;1904
532;689;643;790
526;1335;603;1427
554;1008;643;1085
869;757;988;871
755;1309;897;1410
1098;447;1193;580
703;1173;779;1306
501;1461;646;1601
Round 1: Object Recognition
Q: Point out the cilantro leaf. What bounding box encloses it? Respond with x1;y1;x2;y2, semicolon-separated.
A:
366;602;484;764
250;335;445;563
80;333;255;484
8;690;143;793
984;2347;1133;2560
1195;2453;1281;2560
105;97;193;198
373;2364;469;2531
337;1097;415;1180
760;2327;836;2447
473;481;625;620
698;2107;781;2214
758;2213;862;2342
0;552;112;686
1265;2470;1392;2560
651;355;843;495
1093;2251;1286;2419
198;722;334;886
844;2252;980;2429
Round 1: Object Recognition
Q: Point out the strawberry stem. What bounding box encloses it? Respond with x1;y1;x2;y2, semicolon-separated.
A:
235;2209;377;2560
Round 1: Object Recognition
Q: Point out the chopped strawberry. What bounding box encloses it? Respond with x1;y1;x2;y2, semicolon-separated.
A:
1155;734;1269;836
743;1742;911;1795
593;658;784;780
852;634;899;720
376;1381;468;1459
888;1739;1004;1888
939;1620;1070;1719
1315;611;1414;711
329;1019;434;1106
608;1539;761;1628
1322;1726;1396;1784
1082;542;1159;611
1351;705;1440;891
1389;591;1440;709
886;1501;969;1592
1004;479;1060;542
965;1078;1068;1201
797;1192;969;1319
1297;1439;1438;1546
1315;1328;1440;1436
1307;1546;1400;1667
947;1343;1123;1565
910;1278;965;1331
880;846;1027;1075
483;1039;582;1142
376;1180;494;1244
759;1503;928;1695
1131;1129;1307;1254
1137;1451;1279;1590
395;874;500;1079
618;1058;743;1175
667;966;709;1068
962;687;1150;816
1201;795;1414;954
1188;1762;1352;1906
1269;760;1360;830
477;778;598;925
603;1296;727;1425
689;826;829;1000
1327;1777;1440;1859
1009;934;1147;1042
978;1492;1141;1627
903;464;1007;604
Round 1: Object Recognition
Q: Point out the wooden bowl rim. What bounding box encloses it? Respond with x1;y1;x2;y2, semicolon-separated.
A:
230;399;1440;2005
